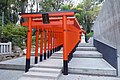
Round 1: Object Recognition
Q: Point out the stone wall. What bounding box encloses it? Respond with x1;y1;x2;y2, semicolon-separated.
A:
93;0;120;76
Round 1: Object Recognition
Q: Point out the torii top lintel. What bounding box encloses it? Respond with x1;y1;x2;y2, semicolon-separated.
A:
20;11;75;18
20;11;81;30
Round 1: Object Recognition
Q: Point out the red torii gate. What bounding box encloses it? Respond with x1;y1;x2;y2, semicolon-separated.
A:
20;11;85;75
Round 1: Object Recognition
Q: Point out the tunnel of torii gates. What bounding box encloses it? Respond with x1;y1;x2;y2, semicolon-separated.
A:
20;11;86;75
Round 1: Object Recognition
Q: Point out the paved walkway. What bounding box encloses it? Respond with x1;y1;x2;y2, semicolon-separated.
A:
59;74;120;80
0;69;24;80
0;41;120;80
0;69;119;80
0;56;40;70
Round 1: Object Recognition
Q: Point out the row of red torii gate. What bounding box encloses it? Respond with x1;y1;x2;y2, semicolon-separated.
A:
20;11;86;75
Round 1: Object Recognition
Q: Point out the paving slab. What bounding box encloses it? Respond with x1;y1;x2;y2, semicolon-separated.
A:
19;77;53;80
31;50;48;56
50;56;63;59
54;51;63;54
29;67;62;73
48;51;63;59
0;69;24;80
73;51;102;58
68;58;116;76
23;71;61;79
0;56;38;70
18;53;63;80
59;74;120;80
76;47;97;51
50;53;63;59
34;59;63;69
0;53;62;70
78;43;94;47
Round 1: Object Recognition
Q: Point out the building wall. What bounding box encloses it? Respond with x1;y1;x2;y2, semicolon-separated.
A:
93;0;120;76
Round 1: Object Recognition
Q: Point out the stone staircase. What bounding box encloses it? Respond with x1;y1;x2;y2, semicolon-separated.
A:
73;51;102;58
18;43;117;80
19;58;63;80
68;43;116;76
22;68;61;80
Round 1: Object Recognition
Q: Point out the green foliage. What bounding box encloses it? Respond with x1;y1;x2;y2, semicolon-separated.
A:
61;0;101;34
0;0;27;24
0;16;1;26
39;0;51;12
61;5;69;10
32;36;36;45
76;0;101;33
39;0;64;12
0;26;2;35
86;32;94;38
85;32;94;41
1;23;27;48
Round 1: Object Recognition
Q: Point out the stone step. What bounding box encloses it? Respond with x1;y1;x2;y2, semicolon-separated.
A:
50;51;63;59
19;77;50;80
18;55;62;80
50;55;63;59
54;51;63;54
33;59;63;69
68;58;116;76
22;71;61;80
78;43;94;47
61;43;94;50
29;67;62;73
73;51;102;58
76;47;97;51
60;48;63;51
0;56;36;70
50;49;101;59
31;51;48;56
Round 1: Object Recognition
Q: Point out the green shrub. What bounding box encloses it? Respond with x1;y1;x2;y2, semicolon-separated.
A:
1;23;27;48
32;36;36;45
86;32;94;39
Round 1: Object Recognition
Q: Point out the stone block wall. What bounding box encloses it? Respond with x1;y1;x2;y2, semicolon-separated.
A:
93;0;120;76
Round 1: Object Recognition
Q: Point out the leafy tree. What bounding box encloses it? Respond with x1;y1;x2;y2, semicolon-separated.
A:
61;4;69;10
0;0;28;24
61;2;74;11
0;0;28;49
39;0;64;12
0;0;11;24
0;16;2;26
78;0;101;33
61;0;101;33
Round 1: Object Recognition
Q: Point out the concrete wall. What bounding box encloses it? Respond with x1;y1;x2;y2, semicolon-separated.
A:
93;0;120;76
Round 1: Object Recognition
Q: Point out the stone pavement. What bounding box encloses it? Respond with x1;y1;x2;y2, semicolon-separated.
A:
0;69;120;80
68;58;116;76
0;69;119;80
0;69;24;80
0;42;119;80
59;74;120;80
0;56;39;70
18;57;63;80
